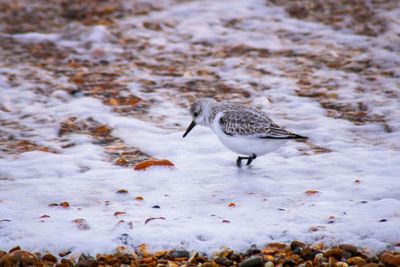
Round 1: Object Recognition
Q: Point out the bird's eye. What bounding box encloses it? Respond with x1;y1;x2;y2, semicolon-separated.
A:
193;112;198;117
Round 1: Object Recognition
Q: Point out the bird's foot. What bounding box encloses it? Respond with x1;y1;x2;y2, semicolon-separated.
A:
236;154;257;168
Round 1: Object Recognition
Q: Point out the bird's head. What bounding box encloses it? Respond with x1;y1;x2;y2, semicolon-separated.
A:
183;98;216;138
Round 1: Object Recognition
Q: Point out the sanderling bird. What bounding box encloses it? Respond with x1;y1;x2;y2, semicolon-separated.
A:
183;98;308;167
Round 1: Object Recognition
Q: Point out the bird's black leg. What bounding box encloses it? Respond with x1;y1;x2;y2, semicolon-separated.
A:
246;154;257;166
236;156;247;168
236;154;257;168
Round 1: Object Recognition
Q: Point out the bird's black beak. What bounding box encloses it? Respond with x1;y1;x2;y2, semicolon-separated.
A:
183;120;196;138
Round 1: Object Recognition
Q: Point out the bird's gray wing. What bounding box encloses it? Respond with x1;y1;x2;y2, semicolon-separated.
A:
219;109;306;139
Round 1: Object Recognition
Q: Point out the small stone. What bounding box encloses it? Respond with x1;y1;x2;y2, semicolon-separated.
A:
266;243;286;249
117;189;129;194
247;247;261;256
381;251;393;264
290;241;306;250
388;255;400;266
263;255;274;262
347;256;367;266
262;248;278;255
9;246;21;253
0;250;38;266
368;255;380;263
214;257;233;266
0;250;7;259
342;251;352;259
152;205;161;209
188;251;199;264
61;258;75;266
59;250;71;257
171;250;190;259
77;253;96;267
155;251;167;258
43;253;58;263
239;256;264;267
59;202;70;208
115;246;130;257
142;257;153;263
282;259;296;267
264;262;274;267
229;253;242;262
134;159;174;171
213;247;232;257
314;253;324;262
292;247;302;255
324;248;343;261
300;247;313;260
104;255;119;265
167;260;179;267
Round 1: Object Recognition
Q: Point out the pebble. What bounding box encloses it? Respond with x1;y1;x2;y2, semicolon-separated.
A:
347;256;367;266
115;246;130;256
381;251;393;264
339;244;357;255
61;258;75;266
102;254;119;265
155;251;167;258
77;253;97;267
262;248;278;255
324;248;343;260
282;259;296;267
9;246;21;253
59;250;72;257
171;250;189;259
267;243;286;249
239;256;264;267
214;247;233;258
188;251;199;264
290;241;306;250
264;261;274;267
388;255;400;265
56;263;72;267
314;253;324;262
229;252;242;262
0;250;38;266
246;247;261;256
264;255;274;262
214;256;234;266
300;247;313;260
368;255;380;263
42;253;58;264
